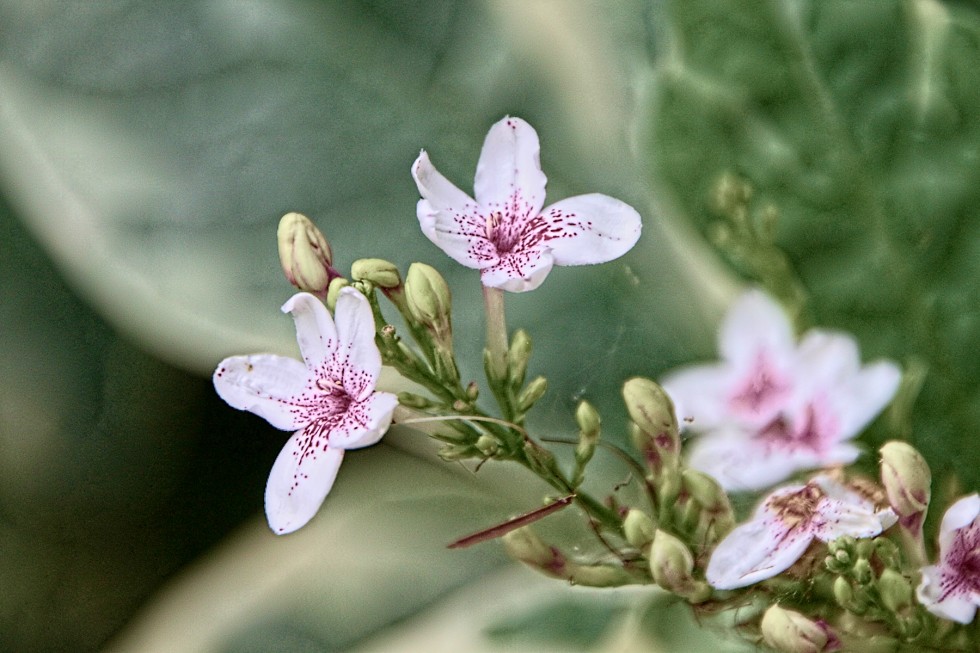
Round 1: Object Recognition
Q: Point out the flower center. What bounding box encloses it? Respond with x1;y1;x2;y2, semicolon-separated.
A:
729;352;789;420
768;483;823;529
485;206;546;256
755;405;824;451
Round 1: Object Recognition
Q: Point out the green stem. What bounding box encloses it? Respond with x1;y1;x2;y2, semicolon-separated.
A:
483;285;509;381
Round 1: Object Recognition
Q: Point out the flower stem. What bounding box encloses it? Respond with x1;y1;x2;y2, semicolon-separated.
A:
483;285;509;381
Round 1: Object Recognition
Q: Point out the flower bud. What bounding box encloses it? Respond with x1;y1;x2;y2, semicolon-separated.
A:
507;329;532;388
574;400;601;471
623;509;656;549
833;576;854;608
277;212;339;296
351;258;401;289
648;529;709;601
877;569;913;613
879;441;931;530
504;527;642;587
680;468;735;538
325;277;350;311
405;262;452;326
760;605;839;653
622;377;680;476
853;558;873;584
475;434;500;457
516;376;548;412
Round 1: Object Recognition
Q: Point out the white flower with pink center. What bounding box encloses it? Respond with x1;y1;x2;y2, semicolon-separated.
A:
213;288;398;535
411;116;642;292
662;290;901;491
917;494;980;624
707;474;897;589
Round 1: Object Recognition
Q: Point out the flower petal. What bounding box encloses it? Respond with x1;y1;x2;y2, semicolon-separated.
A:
707;511;814;589
281;292;338;369
333;287;382;400
719;290;795;370
796;330;861;382
328;391;399;449
480;248;554;292
661;363;736;431
917;563;979;624
938;493;980;551
686;429;805;491
810;475;897;541
830;360;901;439
473;116;546;217
264;429;345;534
540;194;642;265
213;354;309;430
412;151;488;268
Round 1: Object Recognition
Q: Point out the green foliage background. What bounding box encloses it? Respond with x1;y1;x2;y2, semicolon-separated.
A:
0;1;975;651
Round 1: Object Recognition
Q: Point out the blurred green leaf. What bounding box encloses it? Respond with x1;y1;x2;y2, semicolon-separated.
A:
646;0;980;489
484;597;625;648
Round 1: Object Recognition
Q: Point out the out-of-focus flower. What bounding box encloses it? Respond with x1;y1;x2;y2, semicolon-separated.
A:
411;116;642;292
707;474;896;589
916;494;980;624
662;290;901;491
213;289;398;534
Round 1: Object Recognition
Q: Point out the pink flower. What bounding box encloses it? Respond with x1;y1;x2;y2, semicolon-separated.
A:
662;290;901;491
707;474;897;589
916;494;980;624
411;116;642;292
213;288;398;534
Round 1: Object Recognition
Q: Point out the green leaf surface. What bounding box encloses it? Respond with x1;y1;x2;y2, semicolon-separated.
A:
646;0;980;490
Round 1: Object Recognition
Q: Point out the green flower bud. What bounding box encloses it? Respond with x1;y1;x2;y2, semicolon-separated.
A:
879;441;931;529
503;527;638;587
853;558;873;584
680;468;735;538
507;329;532;388
438;443;474;462
622;377;680;475
405;262;452;327
760;605;838;653
475;434;500;457
833;576;855;608
517;376;548;412
277;212;338;296
648;529;708;601
351;258;401;289
326;277;350;311
396;392;433;409
623;509;656;549
877;569;913;613
573;400;601;472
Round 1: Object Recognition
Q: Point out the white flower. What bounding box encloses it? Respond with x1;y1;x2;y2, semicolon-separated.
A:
707;474;897;589
411;116;642;292
662;290;901;491
213;288;398;535
916;493;980;624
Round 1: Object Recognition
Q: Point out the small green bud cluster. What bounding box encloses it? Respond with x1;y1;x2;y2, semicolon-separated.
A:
826;536;925;639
